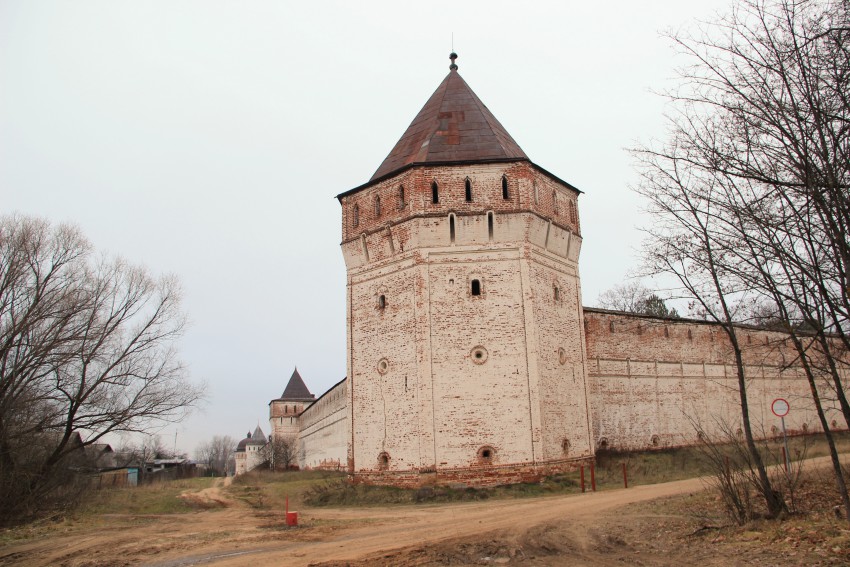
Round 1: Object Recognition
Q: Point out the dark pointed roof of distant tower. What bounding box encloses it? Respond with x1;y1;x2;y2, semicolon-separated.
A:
369;53;529;181
280;368;315;400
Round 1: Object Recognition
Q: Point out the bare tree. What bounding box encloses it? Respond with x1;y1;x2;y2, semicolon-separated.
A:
195;435;236;477
597;282;680;317
0;214;204;524
633;0;850;520
268;435;298;471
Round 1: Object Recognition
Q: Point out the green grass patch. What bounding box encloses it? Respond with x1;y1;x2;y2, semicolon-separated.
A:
78;476;217;516
228;469;348;510
299;472;582;507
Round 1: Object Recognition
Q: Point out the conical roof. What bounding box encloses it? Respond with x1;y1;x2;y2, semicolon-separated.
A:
280;368;315;400
251;425;266;444
370;55;528;181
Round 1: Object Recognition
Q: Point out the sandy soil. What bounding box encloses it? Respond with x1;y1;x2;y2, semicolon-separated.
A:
2;460;848;567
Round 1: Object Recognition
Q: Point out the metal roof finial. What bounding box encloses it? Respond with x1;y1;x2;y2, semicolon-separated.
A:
449;52;458;71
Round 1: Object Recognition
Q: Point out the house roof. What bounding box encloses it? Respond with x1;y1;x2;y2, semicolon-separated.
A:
280;367;315;400
369;53;528;182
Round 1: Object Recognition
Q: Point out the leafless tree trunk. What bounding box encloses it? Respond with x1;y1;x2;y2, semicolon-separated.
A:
269;435;298;471
195;435;236;477
633;0;849;521
0;214;204;524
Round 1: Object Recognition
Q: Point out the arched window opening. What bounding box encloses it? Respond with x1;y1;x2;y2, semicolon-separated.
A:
569;201;577;225
477;446;495;464
487;212;494;241
552;191;558;213
432;181;439;204
378;452;390;470
378;294;386;309
554;285;560;301
353;204;360;227
375;195;381;216
449;213;456;243
471;279;481;296
398;185;405;209
501;175;509;199
465;178;472;202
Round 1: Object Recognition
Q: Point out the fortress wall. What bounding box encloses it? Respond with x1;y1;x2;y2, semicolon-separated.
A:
298;379;348;470
346;259;423;473
426;249;536;470
528;248;594;462
584;309;847;450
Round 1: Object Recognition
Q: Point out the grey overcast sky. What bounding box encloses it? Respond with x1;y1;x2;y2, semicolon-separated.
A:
1;0;731;454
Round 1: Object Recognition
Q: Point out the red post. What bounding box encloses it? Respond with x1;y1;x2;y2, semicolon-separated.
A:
590;463;596;492
622;462;628;488
781;446;788;472
580;465;585;493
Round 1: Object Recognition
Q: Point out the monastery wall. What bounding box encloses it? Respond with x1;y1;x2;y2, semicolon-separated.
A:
528;253;594;463
344;257;423;473
584;309;847;451
425;248;534;469
298;379;348;470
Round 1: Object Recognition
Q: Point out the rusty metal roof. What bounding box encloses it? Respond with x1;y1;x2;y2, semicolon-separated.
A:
370;61;528;181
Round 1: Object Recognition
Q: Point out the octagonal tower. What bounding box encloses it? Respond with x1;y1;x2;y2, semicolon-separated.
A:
337;54;594;486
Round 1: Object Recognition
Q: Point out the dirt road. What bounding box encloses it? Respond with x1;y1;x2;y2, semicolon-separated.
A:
204;476;710;567
0;474;710;567
3;457;846;567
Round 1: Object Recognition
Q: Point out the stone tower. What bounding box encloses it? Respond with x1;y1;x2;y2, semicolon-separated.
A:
269;368;315;442
337;54;594;486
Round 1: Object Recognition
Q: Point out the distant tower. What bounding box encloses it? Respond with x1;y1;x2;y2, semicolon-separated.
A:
234;425;267;475
337;54;594;485
269;368;316;442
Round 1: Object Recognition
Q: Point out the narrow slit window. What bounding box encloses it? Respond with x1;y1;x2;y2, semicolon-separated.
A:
398;185;405;209
378;294;386;309
471;279;481;296
487;212;494;241
502;175;509;199
465;178;472;202
552;191;558;213
449;214;456;243
353;204;360;227
554;286;560;301
569;201;577;225
375;195;381;217
432;181;439;204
